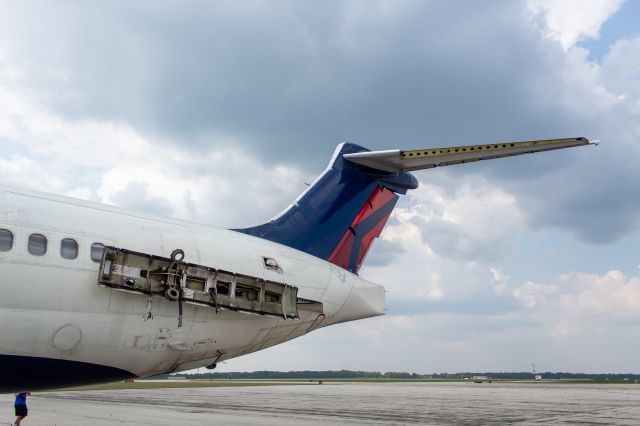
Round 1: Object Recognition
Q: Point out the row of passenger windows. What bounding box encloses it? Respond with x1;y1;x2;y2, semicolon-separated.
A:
0;228;105;262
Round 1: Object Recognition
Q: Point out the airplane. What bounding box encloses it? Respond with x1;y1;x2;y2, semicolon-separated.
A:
0;137;594;391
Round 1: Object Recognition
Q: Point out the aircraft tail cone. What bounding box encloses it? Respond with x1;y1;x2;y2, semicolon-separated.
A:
325;278;385;326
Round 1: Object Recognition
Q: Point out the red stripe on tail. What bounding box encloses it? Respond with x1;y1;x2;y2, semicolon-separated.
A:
328;186;398;273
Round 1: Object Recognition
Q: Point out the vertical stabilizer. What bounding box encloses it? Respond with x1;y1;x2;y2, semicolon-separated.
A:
233;143;418;273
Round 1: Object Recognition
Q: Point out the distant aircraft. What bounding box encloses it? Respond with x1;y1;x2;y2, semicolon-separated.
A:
0;137;594;391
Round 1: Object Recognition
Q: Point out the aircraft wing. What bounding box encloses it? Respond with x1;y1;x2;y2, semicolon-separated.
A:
343;137;595;172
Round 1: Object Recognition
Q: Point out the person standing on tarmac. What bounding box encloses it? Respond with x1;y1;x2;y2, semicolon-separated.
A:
12;391;31;426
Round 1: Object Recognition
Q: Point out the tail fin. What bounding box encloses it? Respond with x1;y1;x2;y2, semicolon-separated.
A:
234;143;418;274
235;137;594;273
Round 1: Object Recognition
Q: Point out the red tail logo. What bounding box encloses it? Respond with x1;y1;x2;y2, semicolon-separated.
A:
328;186;398;273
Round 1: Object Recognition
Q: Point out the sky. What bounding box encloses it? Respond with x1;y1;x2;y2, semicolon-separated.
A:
1;0;639;374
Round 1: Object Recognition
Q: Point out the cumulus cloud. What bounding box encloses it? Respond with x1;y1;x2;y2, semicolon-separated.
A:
408;177;525;262
95;142;307;226
1;73;308;226
0;1;638;372
527;0;624;49
494;38;640;243
0;154;64;191
490;267;510;296
513;270;640;338
261;270;640;373
0;2;600;156
513;281;560;309
359;175;526;316
600;36;640;103
362;238;406;267
109;181;175;217
0;0;638;244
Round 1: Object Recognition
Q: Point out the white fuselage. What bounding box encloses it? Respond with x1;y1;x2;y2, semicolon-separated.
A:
0;186;384;378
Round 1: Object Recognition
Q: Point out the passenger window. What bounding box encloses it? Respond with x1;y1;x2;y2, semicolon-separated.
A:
60;238;78;260
0;229;13;251
90;243;105;262
28;233;47;256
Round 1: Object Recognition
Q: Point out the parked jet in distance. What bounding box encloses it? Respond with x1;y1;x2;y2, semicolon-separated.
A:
0;137;594;391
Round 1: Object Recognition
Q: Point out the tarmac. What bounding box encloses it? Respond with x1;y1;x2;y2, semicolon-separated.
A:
2;381;640;425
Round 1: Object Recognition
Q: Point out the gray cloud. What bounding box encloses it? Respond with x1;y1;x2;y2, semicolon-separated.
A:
387;293;522;317
413;215;509;263
490;115;640;244
0;2;581;155
361;238;406;267
2;0;640;373
1;1;638;243
110;180;174;217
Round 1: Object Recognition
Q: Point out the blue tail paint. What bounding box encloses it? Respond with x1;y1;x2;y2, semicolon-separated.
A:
234;143;418;273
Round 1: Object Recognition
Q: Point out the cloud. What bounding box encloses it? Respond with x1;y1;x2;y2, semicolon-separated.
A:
490;267;510;296
513;281;560;309
0;1;639;373
408;177;525;262
493;39;640;243
1;0;638;245
362;237;406;267
513;270;640;338
109;181;175;217
94;142;307;226
600;36;640;102
0;154;64;191
359;175;526;315
0;1;594;159
0;75;308;226
527;0;624;49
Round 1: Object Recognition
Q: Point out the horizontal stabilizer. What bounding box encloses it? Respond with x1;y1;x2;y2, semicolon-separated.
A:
343;137;595;172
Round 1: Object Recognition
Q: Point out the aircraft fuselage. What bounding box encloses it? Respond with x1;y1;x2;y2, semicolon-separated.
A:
0;186;384;390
